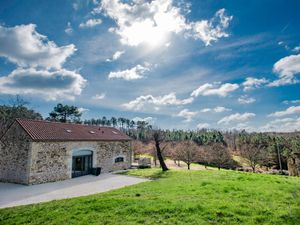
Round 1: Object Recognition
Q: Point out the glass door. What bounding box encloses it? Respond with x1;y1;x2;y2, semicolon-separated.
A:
72;151;93;178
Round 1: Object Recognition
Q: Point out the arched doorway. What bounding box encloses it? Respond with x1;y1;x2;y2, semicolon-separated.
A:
72;150;93;178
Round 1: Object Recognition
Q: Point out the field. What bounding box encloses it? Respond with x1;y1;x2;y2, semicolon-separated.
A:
1;168;300;225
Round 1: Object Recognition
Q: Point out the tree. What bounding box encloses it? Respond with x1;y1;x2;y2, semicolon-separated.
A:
198;146;211;169
101;116;107;126
238;133;268;172
111;117;117;127
208;142;232;170
152;130;169;171
48;103;82;123
173;140;200;170
118;117;127;129
0;96;43;136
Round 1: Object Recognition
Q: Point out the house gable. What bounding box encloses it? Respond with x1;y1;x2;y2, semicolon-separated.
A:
0;121;32;184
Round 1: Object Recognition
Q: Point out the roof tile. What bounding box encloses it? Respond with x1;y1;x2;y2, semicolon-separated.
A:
16;118;131;142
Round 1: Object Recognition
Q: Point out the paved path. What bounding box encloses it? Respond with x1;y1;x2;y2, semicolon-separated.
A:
0;173;149;209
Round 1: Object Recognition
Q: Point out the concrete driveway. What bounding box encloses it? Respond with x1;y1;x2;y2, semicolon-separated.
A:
0;173;149;209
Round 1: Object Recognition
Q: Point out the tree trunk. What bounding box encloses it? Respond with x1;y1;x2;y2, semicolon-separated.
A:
153;152;157;167
276;141;283;173
187;163;190;170
155;141;169;171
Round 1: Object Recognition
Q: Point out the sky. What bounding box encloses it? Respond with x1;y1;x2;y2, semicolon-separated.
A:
0;0;300;132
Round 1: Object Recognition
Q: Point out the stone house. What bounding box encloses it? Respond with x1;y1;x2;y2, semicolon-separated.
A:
0;118;132;185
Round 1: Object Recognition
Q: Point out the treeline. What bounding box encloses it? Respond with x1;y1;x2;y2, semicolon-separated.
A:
131;128;300;172
1;100;300;174
0;97;42;137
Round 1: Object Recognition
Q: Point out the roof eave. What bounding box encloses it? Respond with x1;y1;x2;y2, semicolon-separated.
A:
31;139;132;142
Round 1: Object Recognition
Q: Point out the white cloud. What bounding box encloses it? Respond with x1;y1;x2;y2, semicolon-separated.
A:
200;106;231;113
292;45;300;52
197;123;210;129
242;77;269;91
229;122;254;132
65;22;73;35
123;93;193;110
218;112;255;125
0;68;86;101
100;0;186;47
78;107;89;113
79;19;102;28
73;2;79;11
106;50;125;62
92;93;106;100
190;9;233;46
99;0;232;47
269;54;300;86
283;100;300;104
132;116;155;124
260;117;300;132
0;24;84;101
268;106;300;117
238;95;256;104
191;82;239;97
177;109;197;122
0;24;76;69
200;108;211;113
214;106;231;113
108;64;150;80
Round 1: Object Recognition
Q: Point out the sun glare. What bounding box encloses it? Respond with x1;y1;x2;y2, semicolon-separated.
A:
119;19;170;48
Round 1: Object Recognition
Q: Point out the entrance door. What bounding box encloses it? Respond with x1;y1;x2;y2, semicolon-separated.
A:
72;150;93;178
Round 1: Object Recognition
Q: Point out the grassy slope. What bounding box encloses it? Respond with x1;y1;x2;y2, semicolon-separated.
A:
1;169;300;225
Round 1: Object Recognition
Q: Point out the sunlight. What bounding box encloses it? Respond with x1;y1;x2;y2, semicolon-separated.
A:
118;19;169;48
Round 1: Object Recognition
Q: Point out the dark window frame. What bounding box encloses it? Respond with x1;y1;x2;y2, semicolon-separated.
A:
115;156;124;163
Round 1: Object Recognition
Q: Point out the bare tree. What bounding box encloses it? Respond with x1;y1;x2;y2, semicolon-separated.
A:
131;140;145;158
208;142;232;170
166;142;181;167
0;95;42;137
173;140;200;170
238;134;268;172
198;146;212;169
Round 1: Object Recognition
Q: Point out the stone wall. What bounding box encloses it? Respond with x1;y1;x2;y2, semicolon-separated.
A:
96;141;132;172
0;122;31;184
29;140;132;184
288;153;300;177
29;142;70;184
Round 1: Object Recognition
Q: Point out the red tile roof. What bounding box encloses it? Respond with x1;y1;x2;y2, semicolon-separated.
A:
16;118;131;142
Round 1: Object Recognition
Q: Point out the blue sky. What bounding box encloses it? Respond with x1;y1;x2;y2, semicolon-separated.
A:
0;0;300;132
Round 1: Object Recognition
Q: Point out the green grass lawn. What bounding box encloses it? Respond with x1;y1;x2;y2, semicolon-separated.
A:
1;169;300;225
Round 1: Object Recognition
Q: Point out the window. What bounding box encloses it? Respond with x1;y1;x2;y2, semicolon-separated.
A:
115;156;124;163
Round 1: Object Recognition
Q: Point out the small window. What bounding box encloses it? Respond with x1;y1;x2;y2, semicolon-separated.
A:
115;157;124;163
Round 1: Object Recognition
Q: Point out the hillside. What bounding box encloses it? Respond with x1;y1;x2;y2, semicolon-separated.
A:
1;169;299;225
